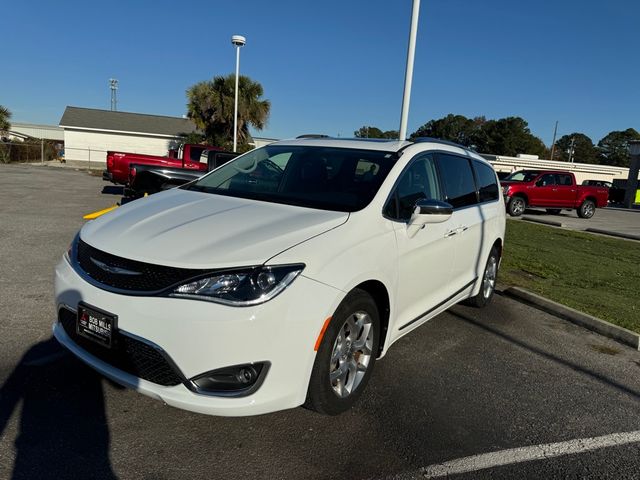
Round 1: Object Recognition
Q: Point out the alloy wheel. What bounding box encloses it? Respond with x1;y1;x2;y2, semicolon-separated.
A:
329;311;374;398
483;255;498;299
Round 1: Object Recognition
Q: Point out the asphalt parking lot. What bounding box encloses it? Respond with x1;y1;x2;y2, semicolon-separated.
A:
1;164;640;479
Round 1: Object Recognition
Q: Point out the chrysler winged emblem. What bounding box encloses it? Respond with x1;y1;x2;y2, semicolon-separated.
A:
90;257;142;276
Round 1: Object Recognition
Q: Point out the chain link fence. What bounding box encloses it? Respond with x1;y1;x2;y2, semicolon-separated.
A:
0;142;106;170
0;141;58;164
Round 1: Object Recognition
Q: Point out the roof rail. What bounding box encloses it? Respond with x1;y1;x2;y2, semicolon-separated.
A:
296;134;330;139
411;137;470;150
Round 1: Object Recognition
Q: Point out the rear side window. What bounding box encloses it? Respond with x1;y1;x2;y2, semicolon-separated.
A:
556;174;573;186
473;160;499;202
436;154;478;209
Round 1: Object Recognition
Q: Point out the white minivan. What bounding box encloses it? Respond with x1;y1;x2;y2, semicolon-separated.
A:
54;137;506;416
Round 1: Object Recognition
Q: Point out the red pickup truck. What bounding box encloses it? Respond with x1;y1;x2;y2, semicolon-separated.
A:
103;143;221;186
501;170;609;218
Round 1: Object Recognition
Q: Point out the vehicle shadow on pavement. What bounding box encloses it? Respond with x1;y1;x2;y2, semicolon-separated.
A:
449;307;640;400
101;186;124;196
0;338;118;480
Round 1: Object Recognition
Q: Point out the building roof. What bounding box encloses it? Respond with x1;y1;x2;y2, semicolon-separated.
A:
10;123;65;141
59;106;198;137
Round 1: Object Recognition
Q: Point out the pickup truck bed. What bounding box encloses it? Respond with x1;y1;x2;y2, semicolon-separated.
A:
127;151;238;197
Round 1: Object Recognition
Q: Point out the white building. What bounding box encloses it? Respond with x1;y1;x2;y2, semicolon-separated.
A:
482;153;631;185
9;123;65;142
59;106;198;167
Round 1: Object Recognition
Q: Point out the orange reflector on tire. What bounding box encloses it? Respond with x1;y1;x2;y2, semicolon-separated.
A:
314;317;332;351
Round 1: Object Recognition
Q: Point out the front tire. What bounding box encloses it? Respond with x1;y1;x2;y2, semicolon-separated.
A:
578;199;595;219
507;196;526;217
466;246;500;308
305;289;380;415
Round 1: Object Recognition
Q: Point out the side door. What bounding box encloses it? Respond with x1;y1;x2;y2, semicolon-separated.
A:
529;173;557;207
384;153;456;331
435;153;484;292
554;173;578;207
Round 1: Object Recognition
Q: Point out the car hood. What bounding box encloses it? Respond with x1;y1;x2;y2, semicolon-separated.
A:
80;189;349;268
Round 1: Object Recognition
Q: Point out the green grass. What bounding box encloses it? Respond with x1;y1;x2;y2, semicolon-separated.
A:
500;220;640;333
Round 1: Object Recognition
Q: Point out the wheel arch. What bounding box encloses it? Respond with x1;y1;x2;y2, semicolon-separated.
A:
492;237;503;259
511;192;528;205
352;280;390;358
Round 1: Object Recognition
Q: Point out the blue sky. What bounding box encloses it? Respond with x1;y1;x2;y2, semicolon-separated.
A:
3;0;638;146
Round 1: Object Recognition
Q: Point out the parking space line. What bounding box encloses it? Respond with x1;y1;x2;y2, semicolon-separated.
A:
422;430;640;478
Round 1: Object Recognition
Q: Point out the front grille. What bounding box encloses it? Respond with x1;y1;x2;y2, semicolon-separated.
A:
59;308;184;386
76;238;212;293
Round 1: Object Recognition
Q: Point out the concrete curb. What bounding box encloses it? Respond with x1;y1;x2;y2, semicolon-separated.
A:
585;228;640;242
521;216;563;227
503;287;640;350
604;206;640;213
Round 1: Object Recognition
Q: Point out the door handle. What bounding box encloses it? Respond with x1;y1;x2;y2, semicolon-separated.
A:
444;229;458;238
457;226;468;233
552;188;558;192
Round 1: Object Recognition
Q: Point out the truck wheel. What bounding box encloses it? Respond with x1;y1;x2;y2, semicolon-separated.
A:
507;197;526;217
546;209;562;215
578;200;595;219
305;289;379;415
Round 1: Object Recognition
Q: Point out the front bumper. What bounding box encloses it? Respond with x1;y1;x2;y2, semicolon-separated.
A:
54;256;343;416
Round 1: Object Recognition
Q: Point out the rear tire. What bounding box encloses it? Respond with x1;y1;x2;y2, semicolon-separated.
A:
305;289;380;415
466;246;500;308
577;199;596;219
546;209;561;215
507;196;526;217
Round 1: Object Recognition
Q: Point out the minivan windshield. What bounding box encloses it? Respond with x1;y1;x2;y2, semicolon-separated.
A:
503;170;540;182
184;145;397;212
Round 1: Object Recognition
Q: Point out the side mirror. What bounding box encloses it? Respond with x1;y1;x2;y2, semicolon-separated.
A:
409;199;453;227
535;179;544;187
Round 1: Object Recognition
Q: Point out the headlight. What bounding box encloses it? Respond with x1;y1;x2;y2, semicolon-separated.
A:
169;264;304;306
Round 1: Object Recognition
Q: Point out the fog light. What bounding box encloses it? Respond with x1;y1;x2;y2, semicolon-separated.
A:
189;362;268;397
237;367;256;384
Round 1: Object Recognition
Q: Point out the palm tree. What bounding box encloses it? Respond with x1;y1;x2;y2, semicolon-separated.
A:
0;105;11;136
186;75;270;151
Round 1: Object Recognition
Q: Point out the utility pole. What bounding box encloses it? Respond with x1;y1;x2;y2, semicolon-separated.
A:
549;120;558;160
109;79;119;111
568;136;576;163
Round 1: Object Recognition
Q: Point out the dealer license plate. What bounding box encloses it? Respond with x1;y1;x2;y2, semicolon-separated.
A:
77;303;117;348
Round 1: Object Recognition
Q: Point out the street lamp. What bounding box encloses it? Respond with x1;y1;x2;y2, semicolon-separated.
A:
624;140;640;208
231;34;246;153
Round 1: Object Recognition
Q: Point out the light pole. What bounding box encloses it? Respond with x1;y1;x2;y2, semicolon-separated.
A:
231;35;246;153
399;0;421;141
623;140;640;209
